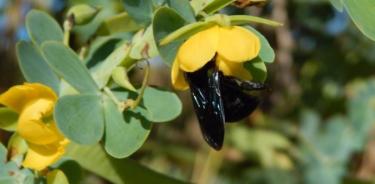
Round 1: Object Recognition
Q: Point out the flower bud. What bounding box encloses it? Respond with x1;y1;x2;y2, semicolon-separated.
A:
67;4;100;25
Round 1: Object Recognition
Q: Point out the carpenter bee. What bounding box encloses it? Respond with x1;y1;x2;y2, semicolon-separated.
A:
185;62;267;150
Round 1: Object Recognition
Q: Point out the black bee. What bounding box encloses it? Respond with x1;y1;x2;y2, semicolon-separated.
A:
185;61;267;150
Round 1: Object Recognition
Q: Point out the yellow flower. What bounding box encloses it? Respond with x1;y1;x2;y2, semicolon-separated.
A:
0;83;69;171
171;25;260;90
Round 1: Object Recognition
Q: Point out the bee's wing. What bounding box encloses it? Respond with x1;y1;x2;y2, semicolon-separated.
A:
186;67;225;150
220;74;261;122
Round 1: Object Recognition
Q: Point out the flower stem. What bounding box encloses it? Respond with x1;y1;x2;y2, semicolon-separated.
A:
104;87;123;110
130;61;150;110
63;15;74;46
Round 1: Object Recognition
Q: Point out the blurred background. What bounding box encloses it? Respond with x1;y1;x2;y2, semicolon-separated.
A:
1;0;375;183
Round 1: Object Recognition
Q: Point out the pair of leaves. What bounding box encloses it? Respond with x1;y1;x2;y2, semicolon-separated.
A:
17;10;62;93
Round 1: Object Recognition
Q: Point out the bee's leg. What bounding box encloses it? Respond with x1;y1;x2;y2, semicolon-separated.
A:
240;81;269;91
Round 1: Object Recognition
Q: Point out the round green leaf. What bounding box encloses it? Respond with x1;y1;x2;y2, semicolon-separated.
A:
103;96;151;158
139;87;182;123
153;7;186;66
25;10;63;46
55;94;104;144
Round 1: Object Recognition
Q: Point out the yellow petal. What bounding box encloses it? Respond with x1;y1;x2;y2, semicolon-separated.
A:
177;26;219;72
216;56;252;80
17;99;64;145
23;140;67;171
217;26;260;62
171;59;189;90
0;83;57;113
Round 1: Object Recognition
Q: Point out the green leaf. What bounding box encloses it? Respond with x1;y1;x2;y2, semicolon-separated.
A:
0;143;6;166
166;0;196;23
139;87;182;123
66;143;188;184
329;0;344;11
97;12;143;35
122;0;153;25
0;107;18;132
52;159;82;184
7;133;27;161
55;94;104;144
103;96;151;158
202;0;235;14
245;57;267;82
245;26;275;63
90;42;133;89
16;41;60;92
130;26;158;59
343;0;375;41
159;21;215;46
190;0;212;14
42;41;99;94
153;7;187;66
84;33;132;66
47;170;69;184
26;10;63;46
112;67;137;92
